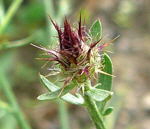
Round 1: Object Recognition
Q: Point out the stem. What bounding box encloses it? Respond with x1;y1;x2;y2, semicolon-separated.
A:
0;35;35;50
0;72;31;129
84;81;106;129
0;0;22;34
58;100;70;129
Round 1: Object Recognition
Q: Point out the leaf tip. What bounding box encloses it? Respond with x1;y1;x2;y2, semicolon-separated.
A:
37;95;43;100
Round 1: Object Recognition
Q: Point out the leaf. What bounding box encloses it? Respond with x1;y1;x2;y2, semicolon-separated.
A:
39;75;84;105
102;107;114;116
86;88;113;102
90;19;102;40
38;83;75;100
40;74;59;91
97;53;113;91
97;53;113;112
38;92;84;105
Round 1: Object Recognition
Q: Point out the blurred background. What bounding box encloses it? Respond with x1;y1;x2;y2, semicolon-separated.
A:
0;0;150;129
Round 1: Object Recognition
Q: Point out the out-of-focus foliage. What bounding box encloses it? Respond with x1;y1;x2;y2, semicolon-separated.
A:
0;0;150;129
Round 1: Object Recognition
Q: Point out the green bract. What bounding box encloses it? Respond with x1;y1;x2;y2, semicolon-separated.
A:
90;19;102;40
38;75;85;105
35;18;115;129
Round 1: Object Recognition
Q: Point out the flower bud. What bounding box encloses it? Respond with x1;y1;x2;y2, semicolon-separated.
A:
33;17;105;85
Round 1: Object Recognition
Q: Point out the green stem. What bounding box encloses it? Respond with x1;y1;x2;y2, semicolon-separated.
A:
0;35;34;50
84;81;106;129
58;100;70;129
84;95;106;129
0;0;22;34
0;73;31;129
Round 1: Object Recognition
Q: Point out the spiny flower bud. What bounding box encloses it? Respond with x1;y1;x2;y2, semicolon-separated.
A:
32;16;110;85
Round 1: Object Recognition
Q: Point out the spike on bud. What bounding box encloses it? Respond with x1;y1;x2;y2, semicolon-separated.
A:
32;16;113;85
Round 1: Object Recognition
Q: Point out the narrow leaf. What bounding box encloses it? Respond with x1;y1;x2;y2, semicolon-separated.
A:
90;19;102;40
38;92;84;105
40;74;58;91
86;88;113;102
39;75;84;105
38;83;75;100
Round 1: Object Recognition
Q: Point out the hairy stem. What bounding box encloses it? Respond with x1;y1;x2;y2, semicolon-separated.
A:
58;100;70;129
84;81;106;129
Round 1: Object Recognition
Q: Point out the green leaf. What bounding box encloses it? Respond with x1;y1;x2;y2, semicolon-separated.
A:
90;19;102;40
38;92;84;105
38;92;57;100
38;83;75;100
97;53;113;91
39;75;84;105
40;74;59;91
86;88;113;102
102;107;114;116
97;53;113;112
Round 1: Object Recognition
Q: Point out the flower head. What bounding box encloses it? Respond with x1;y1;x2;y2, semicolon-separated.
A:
32;16;111;85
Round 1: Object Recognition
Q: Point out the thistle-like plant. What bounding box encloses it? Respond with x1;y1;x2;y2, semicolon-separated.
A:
32;16;116;129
